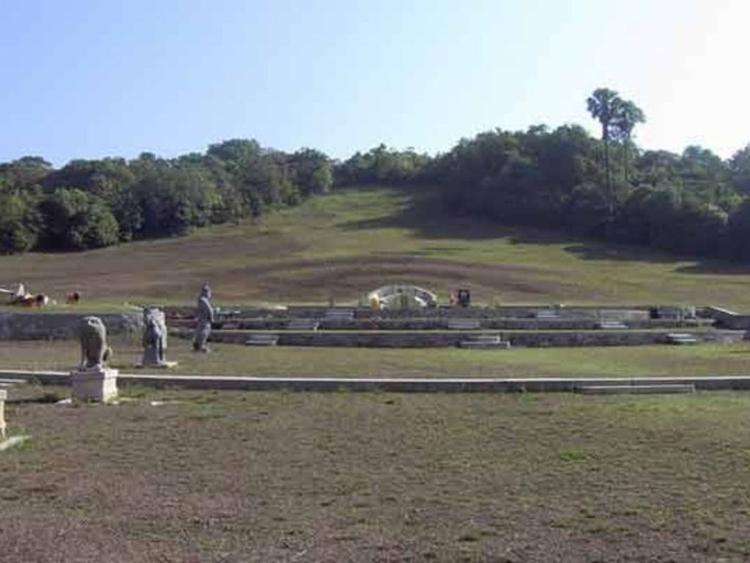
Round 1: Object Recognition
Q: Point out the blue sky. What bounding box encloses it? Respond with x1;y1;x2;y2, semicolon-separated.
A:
1;0;748;165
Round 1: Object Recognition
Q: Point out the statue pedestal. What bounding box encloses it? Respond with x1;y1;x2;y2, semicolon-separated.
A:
0;389;6;439
71;367;119;403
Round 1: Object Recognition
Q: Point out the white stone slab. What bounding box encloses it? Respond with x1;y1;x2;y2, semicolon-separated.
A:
71;368;119;403
0;389;6;439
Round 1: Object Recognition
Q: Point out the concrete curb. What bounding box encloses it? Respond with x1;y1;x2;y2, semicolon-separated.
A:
3;369;750;393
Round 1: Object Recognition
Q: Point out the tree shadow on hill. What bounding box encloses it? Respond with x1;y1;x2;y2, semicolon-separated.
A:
337;185;575;244
337;185;750;273
672;261;750;275
562;243;690;265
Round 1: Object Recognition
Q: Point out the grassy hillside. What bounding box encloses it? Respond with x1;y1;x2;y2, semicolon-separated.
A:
2;185;750;308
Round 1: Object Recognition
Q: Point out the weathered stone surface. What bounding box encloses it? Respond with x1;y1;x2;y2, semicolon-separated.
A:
78;316;111;370
71;367;118;402
576;384;695;395
141;307;177;368
0;312;142;341
183;328;745;348
0;389;6;439
192;284;214;352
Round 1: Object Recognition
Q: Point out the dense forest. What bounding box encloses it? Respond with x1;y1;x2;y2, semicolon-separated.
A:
3;88;750;260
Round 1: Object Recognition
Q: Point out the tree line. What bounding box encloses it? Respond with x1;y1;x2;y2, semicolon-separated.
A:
0;140;332;253
339;89;750;260
3;88;750;261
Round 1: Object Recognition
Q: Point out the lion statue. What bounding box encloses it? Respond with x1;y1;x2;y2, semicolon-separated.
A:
79;316;112;370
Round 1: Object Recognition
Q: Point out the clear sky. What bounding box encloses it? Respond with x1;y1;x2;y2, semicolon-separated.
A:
1;0;748;166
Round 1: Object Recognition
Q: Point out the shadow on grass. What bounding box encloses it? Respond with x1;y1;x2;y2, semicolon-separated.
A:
338;185;578;244
673;261;750;275
338;185;748;272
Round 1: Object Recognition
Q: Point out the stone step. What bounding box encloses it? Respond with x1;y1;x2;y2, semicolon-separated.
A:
244;334;279;346
447;318;481;330
666;333;699;345
0;378;25;386
287;319;320;330
535;310;560;319
577;384;696;395
459;334;511;349
465;334;503;342
324;309;355;320
597;321;628;329
459;340;512;349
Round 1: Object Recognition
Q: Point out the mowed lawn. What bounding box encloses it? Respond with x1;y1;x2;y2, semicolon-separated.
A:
2;390;750;562
1;185;750;309
3;338;750;378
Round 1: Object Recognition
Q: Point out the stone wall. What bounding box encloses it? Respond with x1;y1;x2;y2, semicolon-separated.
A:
195;317;710;331
190;328;745;349
0;312;143;340
165;305;659;321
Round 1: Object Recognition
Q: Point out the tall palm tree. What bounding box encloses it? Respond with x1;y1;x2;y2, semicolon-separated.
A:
586;88;622;215
614;100;646;183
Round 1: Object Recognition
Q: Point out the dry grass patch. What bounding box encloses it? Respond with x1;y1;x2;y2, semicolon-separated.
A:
1;391;750;561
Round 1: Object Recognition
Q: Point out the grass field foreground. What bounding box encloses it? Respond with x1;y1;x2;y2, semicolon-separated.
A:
3;338;750;379
1;390;750;561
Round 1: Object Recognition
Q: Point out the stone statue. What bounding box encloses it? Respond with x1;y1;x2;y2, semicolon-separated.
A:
141;307;175;367
192;283;214;352
78;316;112;370
73;316;118;402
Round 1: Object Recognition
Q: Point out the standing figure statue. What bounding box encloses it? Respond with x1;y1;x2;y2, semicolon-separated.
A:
192;283;215;352
141;307;176;367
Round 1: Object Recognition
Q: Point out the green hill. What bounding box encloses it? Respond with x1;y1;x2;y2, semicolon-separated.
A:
2;185;750;308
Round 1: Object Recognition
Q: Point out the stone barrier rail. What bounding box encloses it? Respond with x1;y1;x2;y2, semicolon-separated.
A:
4;370;750;393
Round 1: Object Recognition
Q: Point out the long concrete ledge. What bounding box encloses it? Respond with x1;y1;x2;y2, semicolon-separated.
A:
3;369;750;393
173;328;745;349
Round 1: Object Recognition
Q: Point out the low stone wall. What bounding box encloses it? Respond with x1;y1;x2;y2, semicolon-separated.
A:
183;328;745;349
0;312;143;340
197;317;710;331
703;306;750;330
166;305;661;321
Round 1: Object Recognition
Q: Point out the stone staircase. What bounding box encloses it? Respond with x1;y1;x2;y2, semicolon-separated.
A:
244;333;280;346
459;334;511;349
666;333;699;345
447;318;481;330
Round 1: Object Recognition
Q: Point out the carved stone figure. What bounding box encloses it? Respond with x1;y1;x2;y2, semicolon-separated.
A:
193;283;215;352
142;307;175;367
79;316;112;370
